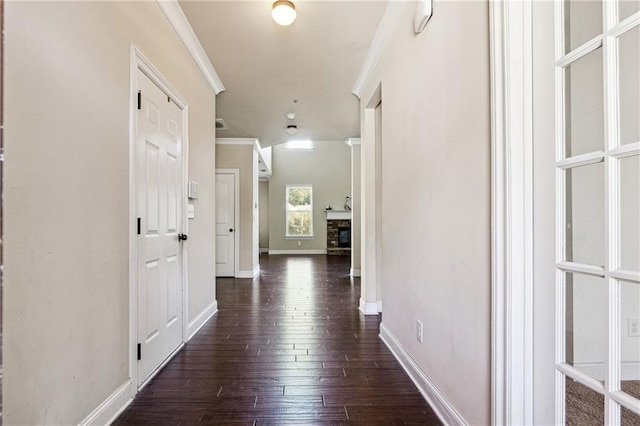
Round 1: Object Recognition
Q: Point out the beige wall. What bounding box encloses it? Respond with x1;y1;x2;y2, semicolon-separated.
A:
259;181;270;250
269;141;351;252
359;2;491;423
3;1;217;424
216;144;259;274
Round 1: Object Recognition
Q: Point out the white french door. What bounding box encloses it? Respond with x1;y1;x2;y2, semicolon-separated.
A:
555;1;640;424
136;69;184;386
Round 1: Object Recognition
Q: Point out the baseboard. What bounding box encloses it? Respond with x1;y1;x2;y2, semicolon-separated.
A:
574;361;640;381
379;323;468;426
79;380;133;426
268;249;327;255
236;267;260;278
260;248;269;254
187;300;218;340
350;268;361;277
359;297;379;315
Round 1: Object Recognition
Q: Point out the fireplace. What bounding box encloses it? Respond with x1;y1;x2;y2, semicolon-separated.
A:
338;227;351;248
326;217;351;256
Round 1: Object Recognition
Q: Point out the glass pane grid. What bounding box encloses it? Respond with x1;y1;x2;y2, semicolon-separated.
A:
617;25;640;147
557;2;638;424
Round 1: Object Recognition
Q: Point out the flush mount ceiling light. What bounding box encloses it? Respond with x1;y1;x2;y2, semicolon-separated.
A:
272;0;296;26
286;125;298;135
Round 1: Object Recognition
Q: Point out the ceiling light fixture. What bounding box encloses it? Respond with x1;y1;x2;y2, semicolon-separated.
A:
286;125;298;135
272;0;296;26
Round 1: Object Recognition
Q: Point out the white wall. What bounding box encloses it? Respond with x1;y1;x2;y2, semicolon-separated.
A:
216;143;259;275
3;1;217;424
359;2;491;423
269;141;351;252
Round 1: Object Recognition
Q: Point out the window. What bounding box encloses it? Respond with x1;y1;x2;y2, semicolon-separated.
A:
286;140;313;150
286;185;313;237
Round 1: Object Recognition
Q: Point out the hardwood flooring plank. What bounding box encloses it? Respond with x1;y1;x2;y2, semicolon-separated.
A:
114;255;442;425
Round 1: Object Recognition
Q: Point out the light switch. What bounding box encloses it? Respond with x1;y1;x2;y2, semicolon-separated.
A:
187;203;195;219
188;180;199;199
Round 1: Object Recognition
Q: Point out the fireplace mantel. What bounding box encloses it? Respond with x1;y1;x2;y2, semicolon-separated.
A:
325;210;351;220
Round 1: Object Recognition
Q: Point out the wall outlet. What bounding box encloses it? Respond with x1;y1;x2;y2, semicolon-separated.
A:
297;241;301;246
416;320;423;343
628;318;640;337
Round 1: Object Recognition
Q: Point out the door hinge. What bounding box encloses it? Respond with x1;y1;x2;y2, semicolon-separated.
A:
137;90;142;110
137;343;141;360
137;217;141;235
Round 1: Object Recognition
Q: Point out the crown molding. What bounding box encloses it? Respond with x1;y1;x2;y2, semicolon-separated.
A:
345;138;361;146
216;138;262;152
351;1;406;99
156;0;225;95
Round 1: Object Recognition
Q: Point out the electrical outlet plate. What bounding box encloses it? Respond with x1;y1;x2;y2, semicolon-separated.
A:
416;320;423;343
628;318;640;337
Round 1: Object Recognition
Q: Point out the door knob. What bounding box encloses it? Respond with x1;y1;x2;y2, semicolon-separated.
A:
229;228;234;232
178;233;188;241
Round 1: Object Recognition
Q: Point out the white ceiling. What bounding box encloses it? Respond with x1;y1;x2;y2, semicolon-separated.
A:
179;0;388;147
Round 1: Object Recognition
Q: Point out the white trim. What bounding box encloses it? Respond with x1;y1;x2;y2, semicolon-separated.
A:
129;45;190;392
187;301;218;340
268;249;327;255
155;0;225;94
571;362;640;382
216;169;241;278
345;138;361;147
236;270;255;278
325;210;351;220
610;141;640;159
556;151;605;169
216;138;262;152
358;298;378;316
351;2;406;98
490;1;535;424
236;265;260;279
260;248;270;254
556;261;605;277
78;380;133;426
379;324;468;425
350;268;361;277
610;269;640;283
377;300;382;313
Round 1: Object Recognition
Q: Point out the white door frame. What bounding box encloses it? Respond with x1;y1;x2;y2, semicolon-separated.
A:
215;168;240;278
360;84;382;315
490;1;535;424
129;45;190;392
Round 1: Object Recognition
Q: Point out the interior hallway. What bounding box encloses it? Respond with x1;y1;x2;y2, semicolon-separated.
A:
113;255;441;424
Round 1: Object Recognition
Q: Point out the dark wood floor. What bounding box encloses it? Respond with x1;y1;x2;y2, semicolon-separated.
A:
114;255;441;425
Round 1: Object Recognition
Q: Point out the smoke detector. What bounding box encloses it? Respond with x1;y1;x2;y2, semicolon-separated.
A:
286;125;298;135
287;113;296;120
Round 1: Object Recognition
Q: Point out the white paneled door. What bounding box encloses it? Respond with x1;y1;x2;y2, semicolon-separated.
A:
136;69;184;386
215;172;236;277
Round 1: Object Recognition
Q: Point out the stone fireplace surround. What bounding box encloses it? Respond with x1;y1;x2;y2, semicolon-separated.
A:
326;218;351;256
